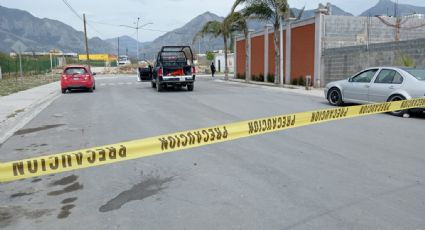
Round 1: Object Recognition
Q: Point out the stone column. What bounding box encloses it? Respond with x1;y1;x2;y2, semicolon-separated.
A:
280;18;284;85
314;7;327;87
247;29;255;82
234;35;238;79
264;25;272;82
285;18;295;85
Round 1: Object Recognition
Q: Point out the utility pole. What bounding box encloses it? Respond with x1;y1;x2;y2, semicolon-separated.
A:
50;52;53;78
118;37;120;57
18;53;23;78
136;17;140;62
83;13;90;65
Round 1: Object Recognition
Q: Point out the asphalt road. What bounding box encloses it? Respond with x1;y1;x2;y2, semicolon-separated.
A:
0;75;424;230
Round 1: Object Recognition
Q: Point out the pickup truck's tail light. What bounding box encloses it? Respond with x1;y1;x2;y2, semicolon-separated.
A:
158;68;163;77
192;67;196;74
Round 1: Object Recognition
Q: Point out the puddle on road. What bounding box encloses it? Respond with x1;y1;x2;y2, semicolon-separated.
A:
99;176;174;213
14;124;65;136
10;192;34;199
0;206;53;228
48;182;83;196
50;175;78;186
61;197;77;204
57;204;75;219
31;178;42;183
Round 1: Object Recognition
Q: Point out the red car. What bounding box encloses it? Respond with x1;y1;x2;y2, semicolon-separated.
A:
61;65;96;93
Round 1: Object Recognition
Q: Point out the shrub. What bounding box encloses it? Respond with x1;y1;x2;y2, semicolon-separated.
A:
291;76;306;86
252;74;264;82
236;73;245;79
397;54;415;67
267;73;275;83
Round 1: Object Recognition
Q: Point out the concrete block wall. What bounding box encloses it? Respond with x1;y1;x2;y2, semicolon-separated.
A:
322;38;425;85
323;16;425;49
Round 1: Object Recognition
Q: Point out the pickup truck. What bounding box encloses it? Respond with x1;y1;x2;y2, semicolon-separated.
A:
139;46;196;92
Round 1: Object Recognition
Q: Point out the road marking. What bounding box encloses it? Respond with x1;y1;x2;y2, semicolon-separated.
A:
99;82;135;87
0;98;424;183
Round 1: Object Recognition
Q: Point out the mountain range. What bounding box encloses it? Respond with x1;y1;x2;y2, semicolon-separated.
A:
0;5;114;54
360;0;425;16
1;0;425;58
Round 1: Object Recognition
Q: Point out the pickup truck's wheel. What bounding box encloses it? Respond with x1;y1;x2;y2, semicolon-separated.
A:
156;82;162;92
187;84;194;91
151;81;156;88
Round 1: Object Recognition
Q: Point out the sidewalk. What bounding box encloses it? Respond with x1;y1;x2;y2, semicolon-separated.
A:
0;81;60;145
214;76;324;98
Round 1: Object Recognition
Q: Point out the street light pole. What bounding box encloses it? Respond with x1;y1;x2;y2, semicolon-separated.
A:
120;20;152;63
136;17;140;62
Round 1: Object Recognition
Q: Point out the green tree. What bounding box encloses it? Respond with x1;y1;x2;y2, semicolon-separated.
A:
194;11;243;80
228;12;250;82
206;51;215;61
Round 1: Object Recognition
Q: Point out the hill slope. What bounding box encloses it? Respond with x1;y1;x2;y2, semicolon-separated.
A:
0;5;114;54
360;0;425;16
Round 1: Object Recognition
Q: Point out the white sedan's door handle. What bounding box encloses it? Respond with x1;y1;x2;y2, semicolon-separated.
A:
365;85;370;88
389;86;395;89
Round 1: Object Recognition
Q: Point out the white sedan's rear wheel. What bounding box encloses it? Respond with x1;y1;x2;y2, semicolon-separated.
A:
388;95;407;117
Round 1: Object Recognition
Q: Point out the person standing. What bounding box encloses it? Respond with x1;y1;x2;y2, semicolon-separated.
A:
210;62;216;78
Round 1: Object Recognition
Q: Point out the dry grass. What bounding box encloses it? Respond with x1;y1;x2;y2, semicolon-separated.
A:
0;74;60;97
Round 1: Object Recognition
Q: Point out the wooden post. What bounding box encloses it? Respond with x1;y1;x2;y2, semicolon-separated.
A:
83;14;90;66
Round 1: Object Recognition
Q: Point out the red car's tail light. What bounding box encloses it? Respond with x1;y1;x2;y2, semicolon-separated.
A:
61;75;68;80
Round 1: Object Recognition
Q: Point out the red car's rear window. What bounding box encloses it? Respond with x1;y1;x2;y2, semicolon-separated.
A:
65;68;87;75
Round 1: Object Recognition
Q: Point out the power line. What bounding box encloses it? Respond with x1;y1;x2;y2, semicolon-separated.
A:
60;1;179;41
61;0;106;38
61;0;83;21
88;20;180;34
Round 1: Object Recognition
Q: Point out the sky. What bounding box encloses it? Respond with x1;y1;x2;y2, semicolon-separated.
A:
1;0;425;42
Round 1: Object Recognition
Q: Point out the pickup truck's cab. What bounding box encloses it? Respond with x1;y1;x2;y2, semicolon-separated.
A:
139;46;196;92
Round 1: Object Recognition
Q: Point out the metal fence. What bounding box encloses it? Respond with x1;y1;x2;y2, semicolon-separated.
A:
0;53;118;79
0;55;55;77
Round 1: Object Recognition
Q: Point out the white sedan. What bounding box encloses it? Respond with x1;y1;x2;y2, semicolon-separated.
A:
324;67;425;116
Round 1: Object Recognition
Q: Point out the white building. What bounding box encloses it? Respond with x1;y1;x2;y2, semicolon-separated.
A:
214;53;235;73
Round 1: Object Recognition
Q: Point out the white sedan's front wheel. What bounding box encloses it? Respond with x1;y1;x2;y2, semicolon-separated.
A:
327;88;343;106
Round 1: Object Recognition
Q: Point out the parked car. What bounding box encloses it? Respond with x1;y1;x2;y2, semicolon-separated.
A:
139;46;196;92
61;65;96;94
325;67;425;116
118;55;131;66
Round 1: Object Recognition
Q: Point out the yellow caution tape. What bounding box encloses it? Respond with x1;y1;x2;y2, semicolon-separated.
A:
1;98;424;183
